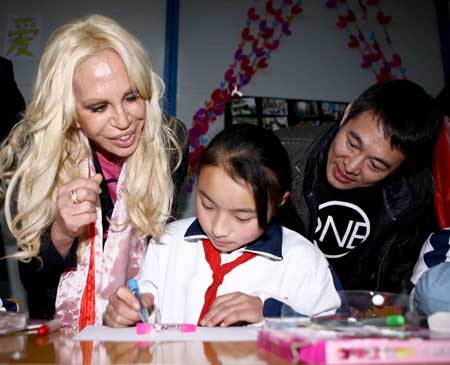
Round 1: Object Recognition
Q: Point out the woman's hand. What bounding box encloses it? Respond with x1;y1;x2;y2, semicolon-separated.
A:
104;286;154;328
199;292;263;327
51;173;103;258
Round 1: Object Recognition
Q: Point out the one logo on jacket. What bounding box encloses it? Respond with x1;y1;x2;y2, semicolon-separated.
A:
313;200;370;258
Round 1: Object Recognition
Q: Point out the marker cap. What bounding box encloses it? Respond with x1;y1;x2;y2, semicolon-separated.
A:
136;322;152;335
385;314;405;327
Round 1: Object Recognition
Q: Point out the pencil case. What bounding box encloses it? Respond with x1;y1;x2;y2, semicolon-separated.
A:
257;327;450;364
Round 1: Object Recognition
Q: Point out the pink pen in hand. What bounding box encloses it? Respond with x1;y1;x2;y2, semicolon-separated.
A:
135;323;196;335
37;319;62;336
155;323;196;332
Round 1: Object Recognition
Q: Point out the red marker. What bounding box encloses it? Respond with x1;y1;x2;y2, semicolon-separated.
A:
37;319;61;336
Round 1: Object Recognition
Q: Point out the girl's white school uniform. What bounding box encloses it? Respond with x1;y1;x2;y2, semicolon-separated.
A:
137;217;341;324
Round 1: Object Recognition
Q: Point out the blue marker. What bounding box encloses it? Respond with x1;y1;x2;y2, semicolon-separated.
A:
127;278;149;323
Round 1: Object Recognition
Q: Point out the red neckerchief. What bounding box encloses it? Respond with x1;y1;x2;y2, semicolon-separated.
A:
78;164;96;330
197;239;256;324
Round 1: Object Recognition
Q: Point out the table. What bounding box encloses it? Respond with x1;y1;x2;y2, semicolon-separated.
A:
0;329;292;365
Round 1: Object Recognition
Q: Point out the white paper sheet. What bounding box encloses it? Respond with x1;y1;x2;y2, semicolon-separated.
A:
75;325;259;342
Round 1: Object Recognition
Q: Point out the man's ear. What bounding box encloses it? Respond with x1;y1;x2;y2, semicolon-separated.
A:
279;192;290;207
340;103;353;126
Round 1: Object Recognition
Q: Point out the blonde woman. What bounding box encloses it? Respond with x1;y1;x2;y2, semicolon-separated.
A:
0;14;187;329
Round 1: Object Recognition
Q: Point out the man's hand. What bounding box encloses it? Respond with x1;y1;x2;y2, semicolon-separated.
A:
199;292;263;327
104;286;154;327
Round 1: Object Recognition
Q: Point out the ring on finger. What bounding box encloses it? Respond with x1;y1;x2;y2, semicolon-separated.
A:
70;189;80;204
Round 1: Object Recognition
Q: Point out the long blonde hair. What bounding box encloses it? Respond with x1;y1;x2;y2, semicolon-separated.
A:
0;14;181;261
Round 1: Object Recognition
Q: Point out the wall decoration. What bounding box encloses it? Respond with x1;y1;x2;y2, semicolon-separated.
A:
3;15;42;61
325;0;406;83
225;96;348;131
187;0;304;191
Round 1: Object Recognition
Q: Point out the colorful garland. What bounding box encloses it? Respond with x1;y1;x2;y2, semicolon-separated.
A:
187;0;304;191
325;0;406;83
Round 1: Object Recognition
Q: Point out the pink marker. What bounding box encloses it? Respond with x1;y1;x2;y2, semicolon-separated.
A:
135;322;196;335
155;323;197;332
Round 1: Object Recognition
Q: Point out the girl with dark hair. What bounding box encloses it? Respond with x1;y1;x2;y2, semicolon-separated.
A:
105;124;340;327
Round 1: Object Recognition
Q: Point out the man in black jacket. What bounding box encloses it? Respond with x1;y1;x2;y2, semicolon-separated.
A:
276;80;442;293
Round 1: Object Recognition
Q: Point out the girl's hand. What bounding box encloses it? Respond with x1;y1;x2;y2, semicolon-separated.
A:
199;292;263;327
104;286;154;328
51;173;103;258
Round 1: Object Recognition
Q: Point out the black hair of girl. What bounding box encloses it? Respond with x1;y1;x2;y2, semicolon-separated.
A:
198;124;291;230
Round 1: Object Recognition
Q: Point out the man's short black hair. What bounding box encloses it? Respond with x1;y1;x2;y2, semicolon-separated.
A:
345;79;442;169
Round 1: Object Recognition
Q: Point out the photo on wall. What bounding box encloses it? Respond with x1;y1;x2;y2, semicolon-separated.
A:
261;98;289;130
225;96;348;130
291;100;321;124
263;116;289;130
230;97;257;116
262;98;288;116
321;102;348;122
232;115;259;126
